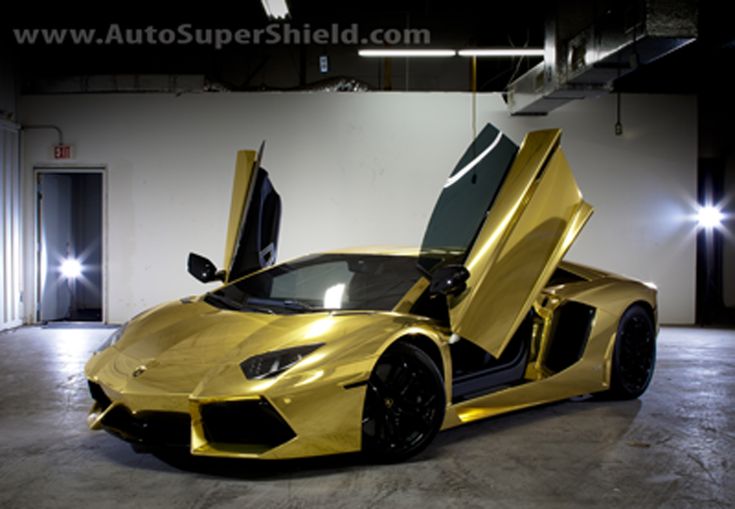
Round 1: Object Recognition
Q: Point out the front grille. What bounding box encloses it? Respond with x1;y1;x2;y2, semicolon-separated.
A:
100;405;191;447
88;381;112;410
200;398;295;448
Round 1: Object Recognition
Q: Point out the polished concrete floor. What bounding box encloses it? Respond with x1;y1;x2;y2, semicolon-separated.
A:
0;325;732;508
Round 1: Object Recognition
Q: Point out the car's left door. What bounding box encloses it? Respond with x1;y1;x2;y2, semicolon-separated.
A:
223;143;282;283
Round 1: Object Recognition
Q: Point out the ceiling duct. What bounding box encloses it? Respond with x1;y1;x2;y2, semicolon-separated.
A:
506;0;697;115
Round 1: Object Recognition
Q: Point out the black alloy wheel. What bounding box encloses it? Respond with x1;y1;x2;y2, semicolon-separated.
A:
361;342;445;462
608;304;656;399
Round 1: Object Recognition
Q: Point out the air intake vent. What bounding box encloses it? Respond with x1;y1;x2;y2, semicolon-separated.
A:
200;398;295;449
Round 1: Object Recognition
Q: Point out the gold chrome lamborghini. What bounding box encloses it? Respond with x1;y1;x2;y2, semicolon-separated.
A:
85;125;657;462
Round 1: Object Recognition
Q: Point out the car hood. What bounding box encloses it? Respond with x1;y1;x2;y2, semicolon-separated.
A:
85;298;427;396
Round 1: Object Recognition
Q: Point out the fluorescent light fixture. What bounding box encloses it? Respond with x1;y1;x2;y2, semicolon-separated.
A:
697;205;725;229
261;0;290;19
458;48;545;57
358;49;456;58
60;258;83;279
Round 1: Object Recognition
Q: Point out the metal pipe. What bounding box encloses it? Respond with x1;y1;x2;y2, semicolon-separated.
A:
471;56;477;140
21;124;64;145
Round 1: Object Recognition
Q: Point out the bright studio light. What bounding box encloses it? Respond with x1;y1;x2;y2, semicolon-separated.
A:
60;258;83;279
697;205;724;229
261;0;290;19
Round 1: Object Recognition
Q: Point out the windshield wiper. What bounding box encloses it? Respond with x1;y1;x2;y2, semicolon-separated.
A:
282;299;320;311
241;303;276;314
204;292;242;310
205;292;274;314
246;297;322;313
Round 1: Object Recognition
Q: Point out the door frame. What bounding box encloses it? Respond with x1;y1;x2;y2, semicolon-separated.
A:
33;166;108;323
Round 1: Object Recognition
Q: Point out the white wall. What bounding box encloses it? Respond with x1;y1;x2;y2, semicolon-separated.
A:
19;92;697;324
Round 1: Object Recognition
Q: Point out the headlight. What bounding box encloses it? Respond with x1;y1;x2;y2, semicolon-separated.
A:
240;344;324;380
96;322;129;352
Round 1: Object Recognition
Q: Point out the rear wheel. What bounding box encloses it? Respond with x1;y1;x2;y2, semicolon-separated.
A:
607;304;656;399
361;343;445;462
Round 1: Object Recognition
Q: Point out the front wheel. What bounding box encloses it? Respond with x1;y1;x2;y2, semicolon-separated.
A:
607;304;656;399
361;343;445;462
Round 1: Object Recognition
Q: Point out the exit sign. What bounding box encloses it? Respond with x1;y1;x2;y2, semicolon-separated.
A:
53;144;73;159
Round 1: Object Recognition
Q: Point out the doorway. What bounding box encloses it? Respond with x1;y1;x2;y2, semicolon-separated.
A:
36;169;105;323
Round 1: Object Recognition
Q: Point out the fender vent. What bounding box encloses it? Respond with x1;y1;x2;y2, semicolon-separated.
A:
544;302;595;372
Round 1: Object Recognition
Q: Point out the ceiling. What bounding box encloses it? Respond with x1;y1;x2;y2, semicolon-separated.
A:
3;1;734;95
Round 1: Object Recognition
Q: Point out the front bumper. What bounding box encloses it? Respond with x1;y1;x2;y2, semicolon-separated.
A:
86;373;368;459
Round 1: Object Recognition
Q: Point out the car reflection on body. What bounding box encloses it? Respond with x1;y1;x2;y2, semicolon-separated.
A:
85;125;657;462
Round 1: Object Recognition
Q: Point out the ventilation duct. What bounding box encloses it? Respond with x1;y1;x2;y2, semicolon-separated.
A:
507;0;697;115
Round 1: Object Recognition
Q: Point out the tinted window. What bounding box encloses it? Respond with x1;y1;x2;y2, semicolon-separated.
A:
270;260;352;301
207;254;422;313
418;124;518;273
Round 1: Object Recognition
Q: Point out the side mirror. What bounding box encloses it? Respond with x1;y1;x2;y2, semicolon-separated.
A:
188;253;225;283
429;264;470;297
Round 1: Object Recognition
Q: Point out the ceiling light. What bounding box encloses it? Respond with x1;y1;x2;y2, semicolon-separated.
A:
60;258;83;279
261;0;290;19
697;205;725;229
458;48;545;57
358;49;456;58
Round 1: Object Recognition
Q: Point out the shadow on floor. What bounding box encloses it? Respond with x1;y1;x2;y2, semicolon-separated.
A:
94;396;642;480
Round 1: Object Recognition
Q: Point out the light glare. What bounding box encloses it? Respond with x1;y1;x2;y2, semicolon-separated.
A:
323;283;346;309
458;48;545;57
60;258;83;279
261;0;289;19
697;205;724;229
359;49;456;58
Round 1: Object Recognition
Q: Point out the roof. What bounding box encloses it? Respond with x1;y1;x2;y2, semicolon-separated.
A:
319;245;420;257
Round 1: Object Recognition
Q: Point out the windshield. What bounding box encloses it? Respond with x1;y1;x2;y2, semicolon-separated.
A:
205;254;422;314
418;124;518;273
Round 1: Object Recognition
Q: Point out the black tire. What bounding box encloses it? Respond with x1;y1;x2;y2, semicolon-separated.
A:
607;304;656;400
361;342;446;463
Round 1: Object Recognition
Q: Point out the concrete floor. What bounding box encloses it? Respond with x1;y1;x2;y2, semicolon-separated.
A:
0;326;732;508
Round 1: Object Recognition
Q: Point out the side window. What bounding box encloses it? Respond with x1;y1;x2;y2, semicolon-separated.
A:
418;124;518;273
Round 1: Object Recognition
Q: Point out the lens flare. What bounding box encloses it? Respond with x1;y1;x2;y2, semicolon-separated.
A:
697;205;724;229
60;258;83;279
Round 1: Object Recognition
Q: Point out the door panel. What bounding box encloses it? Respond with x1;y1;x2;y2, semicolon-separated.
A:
223;150;257;279
223;147;282;283
449;135;593;357
39;174;73;321
418;124;518;273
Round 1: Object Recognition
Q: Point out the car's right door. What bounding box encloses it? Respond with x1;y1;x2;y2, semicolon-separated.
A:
418;124;593;358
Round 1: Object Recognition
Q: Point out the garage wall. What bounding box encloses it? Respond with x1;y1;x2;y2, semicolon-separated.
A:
724;156;735;308
1;120;23;331
19;92;696;324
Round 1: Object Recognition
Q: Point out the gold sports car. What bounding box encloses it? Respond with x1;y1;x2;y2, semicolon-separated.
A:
85;124;657;462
